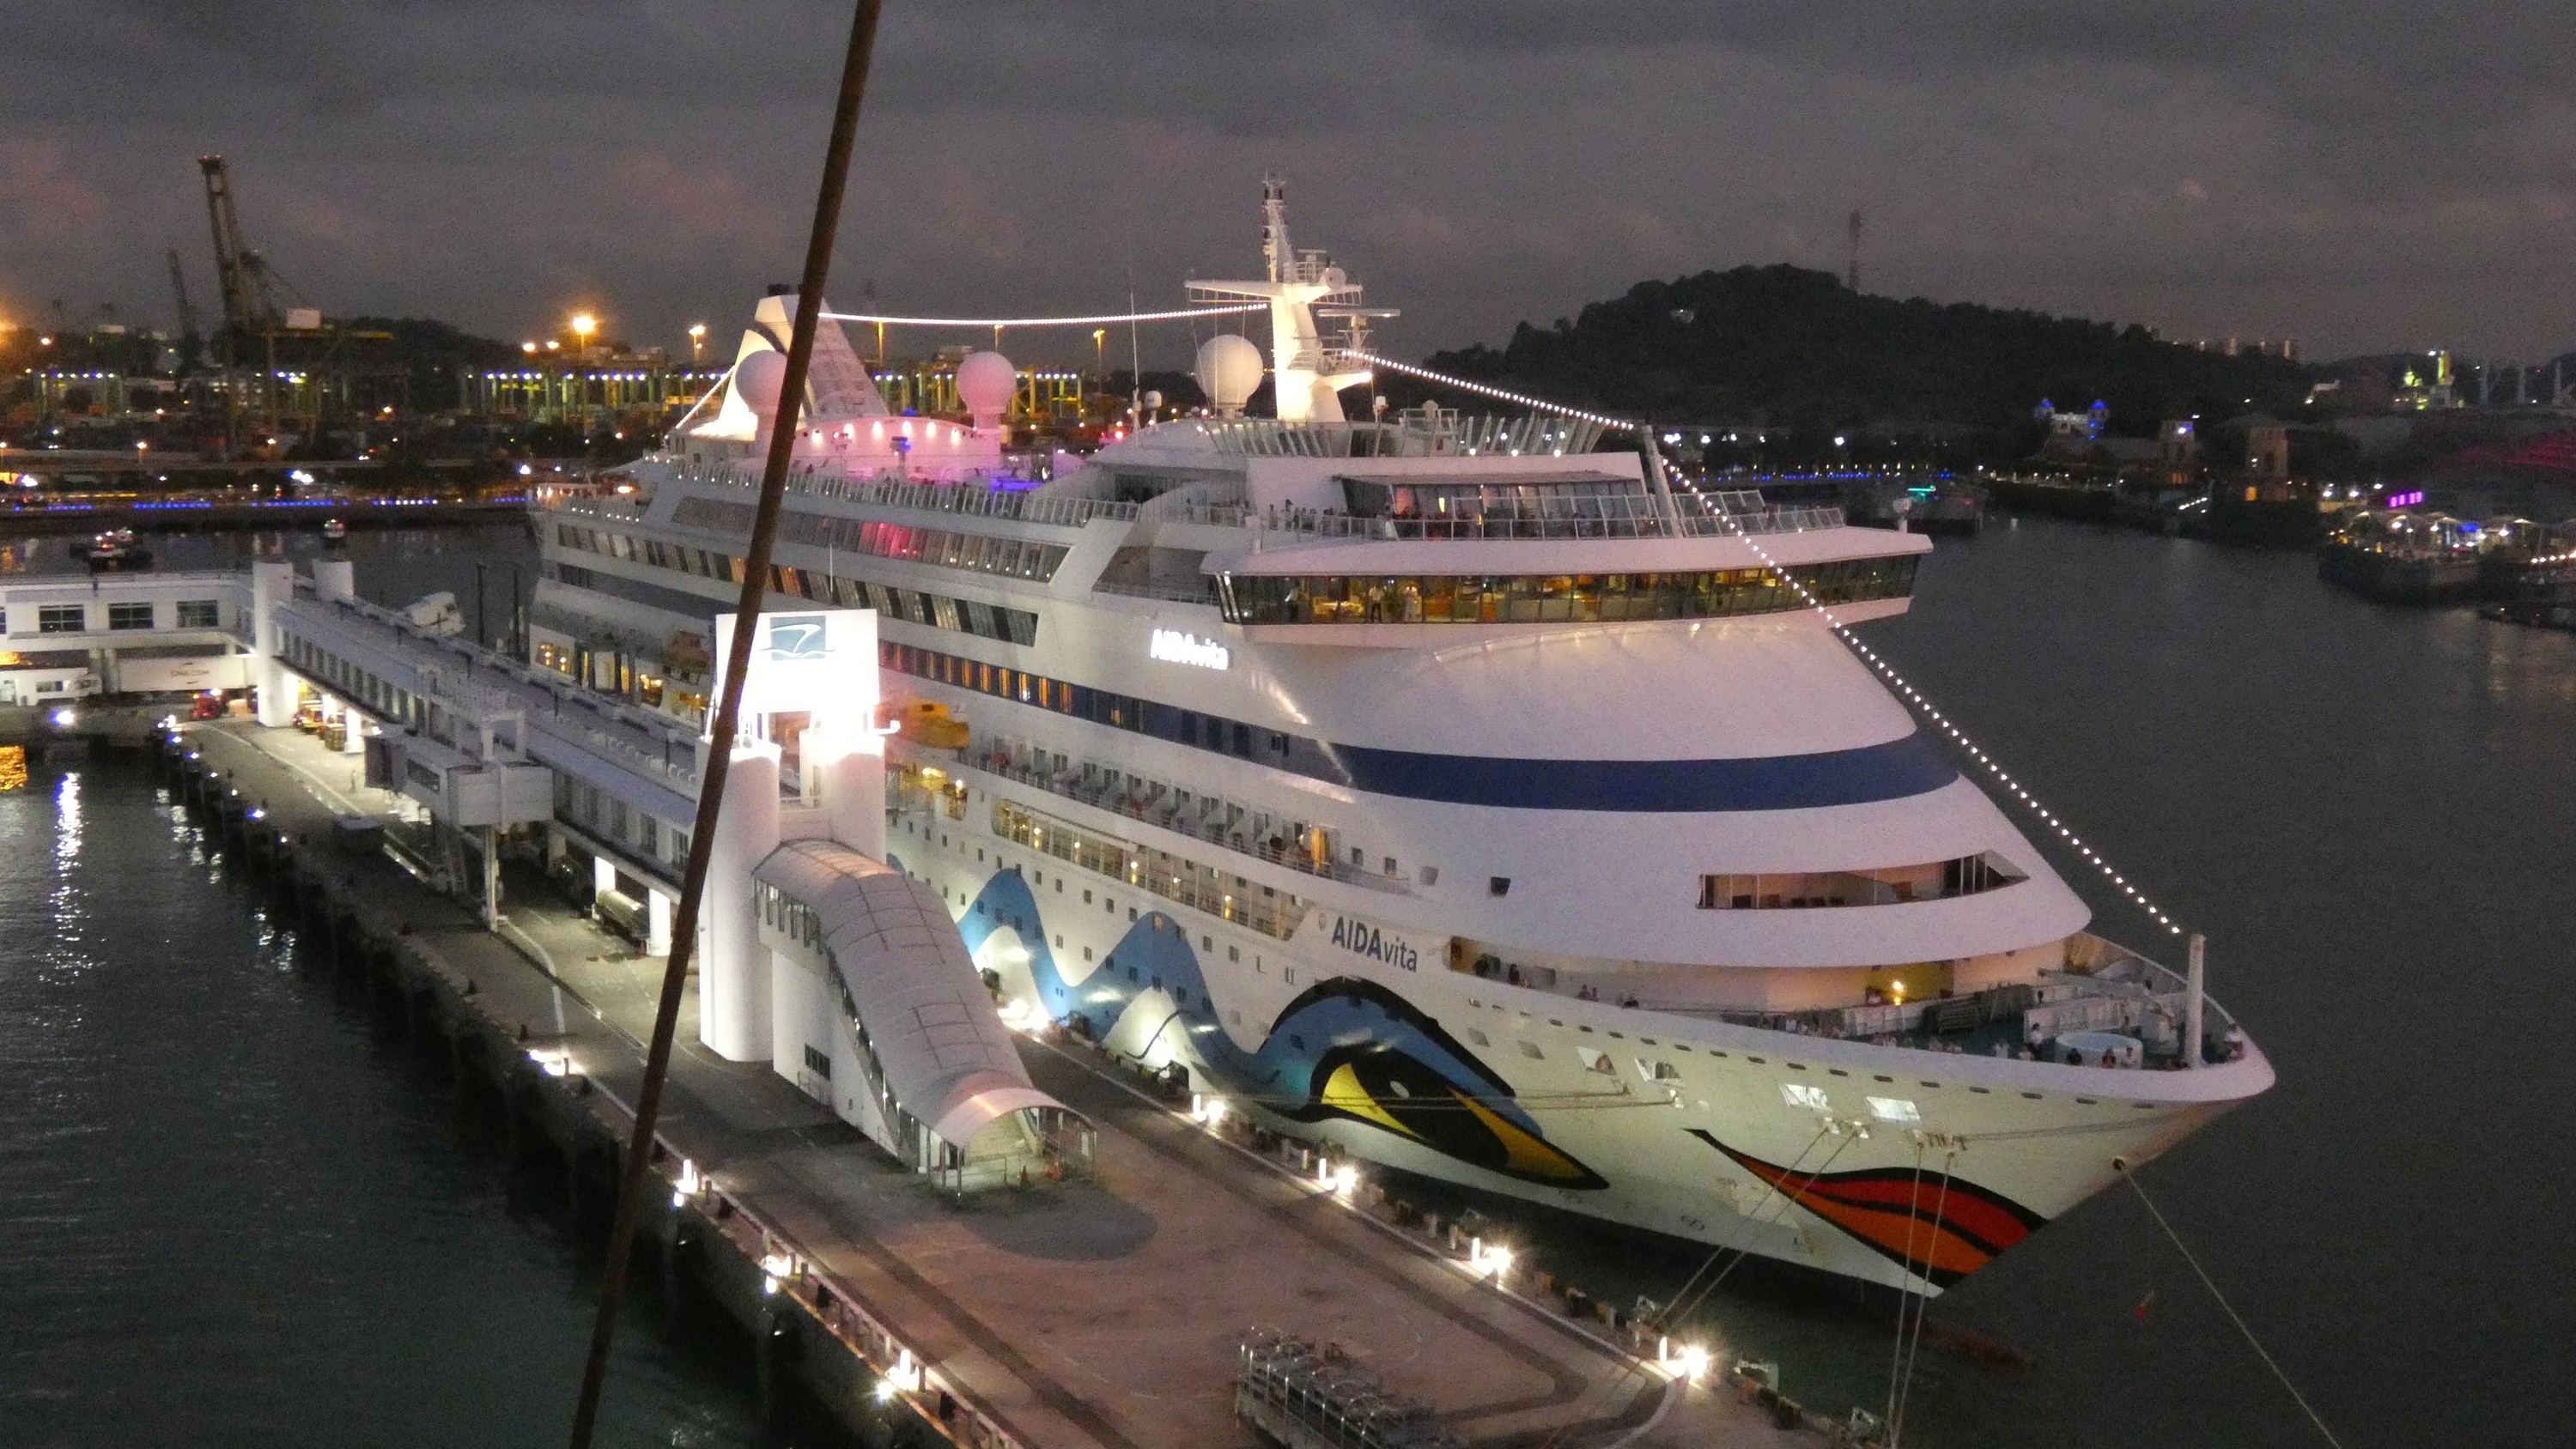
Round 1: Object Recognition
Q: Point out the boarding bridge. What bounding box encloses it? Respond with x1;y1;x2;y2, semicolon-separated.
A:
239;558;1082;1190
756;840;1091;1188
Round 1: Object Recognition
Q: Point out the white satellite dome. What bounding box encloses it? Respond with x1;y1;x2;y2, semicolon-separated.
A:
1194;333;1263;418
733;349;788;418
955;350;1016;430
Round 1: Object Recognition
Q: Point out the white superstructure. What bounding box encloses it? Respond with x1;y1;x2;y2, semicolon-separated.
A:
527;183;2270;1293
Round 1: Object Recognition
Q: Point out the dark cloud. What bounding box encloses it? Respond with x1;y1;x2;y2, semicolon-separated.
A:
3;2;2569;367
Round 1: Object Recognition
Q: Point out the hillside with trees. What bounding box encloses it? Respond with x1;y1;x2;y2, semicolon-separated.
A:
1416;264;2314;464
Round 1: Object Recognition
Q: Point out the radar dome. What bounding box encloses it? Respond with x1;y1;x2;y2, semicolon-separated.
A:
1195;333;1262;418
955;350;1016;430
733;349;788;419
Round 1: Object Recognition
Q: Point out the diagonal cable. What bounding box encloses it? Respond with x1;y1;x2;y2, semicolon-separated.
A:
564;5;884;1445
2122;1168;2347;1449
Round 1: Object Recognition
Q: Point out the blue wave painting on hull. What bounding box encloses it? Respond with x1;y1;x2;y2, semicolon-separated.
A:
958;868;1607;1189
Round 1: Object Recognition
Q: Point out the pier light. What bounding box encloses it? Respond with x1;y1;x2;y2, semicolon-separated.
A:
1332;1162;1358;1198
1662;1343;1711;1383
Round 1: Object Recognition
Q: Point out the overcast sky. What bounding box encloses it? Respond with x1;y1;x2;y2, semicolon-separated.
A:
4;2;2571;369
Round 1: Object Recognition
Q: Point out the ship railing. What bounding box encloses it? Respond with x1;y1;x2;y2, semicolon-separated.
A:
1193;414;1606;460
1479;937;2238;1064
1090;575;1220;605
672;459;1139;529
955;739;1409;895
1249;496;1841;543
1151;501;1253;529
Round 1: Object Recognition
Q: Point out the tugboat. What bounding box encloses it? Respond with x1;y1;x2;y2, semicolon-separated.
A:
320;517;349;543
80;528;154;572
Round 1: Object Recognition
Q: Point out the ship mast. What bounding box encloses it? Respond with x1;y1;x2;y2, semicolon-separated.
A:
1188;175;1388;421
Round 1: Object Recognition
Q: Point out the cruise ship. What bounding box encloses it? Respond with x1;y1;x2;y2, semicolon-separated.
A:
531;183;2272;1294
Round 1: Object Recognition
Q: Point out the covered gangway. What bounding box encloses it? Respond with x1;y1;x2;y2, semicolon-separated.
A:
754;839;1091;1190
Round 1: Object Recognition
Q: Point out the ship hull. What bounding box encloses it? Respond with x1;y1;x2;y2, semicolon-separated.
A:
895;802;2269;1295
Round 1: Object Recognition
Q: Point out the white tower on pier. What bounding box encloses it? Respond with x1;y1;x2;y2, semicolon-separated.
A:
1188;176;1392;422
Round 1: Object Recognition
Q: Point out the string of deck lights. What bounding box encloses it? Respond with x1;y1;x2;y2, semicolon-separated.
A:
1703;504;2185;937
1357;349;2187;937
1335;350;1643;432
817;303;1261;329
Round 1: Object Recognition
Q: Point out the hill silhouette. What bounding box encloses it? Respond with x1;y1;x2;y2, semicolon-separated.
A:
1418;264;2313;458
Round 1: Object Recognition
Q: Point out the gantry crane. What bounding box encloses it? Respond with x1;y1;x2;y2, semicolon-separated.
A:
165;247;203;373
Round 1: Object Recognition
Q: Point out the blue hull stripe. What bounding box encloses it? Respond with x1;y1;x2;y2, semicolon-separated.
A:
1323;731;1957;812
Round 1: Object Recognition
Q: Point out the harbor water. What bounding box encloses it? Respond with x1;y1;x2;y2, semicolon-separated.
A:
3;518;2568;1446
1431;513;2576;1448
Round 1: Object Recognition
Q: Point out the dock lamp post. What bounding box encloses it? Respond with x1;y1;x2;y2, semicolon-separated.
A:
1092;327;1107;423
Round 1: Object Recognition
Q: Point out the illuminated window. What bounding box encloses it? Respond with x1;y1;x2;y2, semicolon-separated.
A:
1781;1082;1831;1112
1867;1096;1921;1125
1698;852;2024;909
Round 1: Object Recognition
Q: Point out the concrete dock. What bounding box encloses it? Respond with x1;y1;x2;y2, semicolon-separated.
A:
166;717;1801;1449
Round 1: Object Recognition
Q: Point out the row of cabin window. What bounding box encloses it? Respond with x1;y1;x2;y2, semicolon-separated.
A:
29;599;222;633
988;797;1307;941
1216;556;1920;627
558;522;1039;647
1696;853;2022;910
282;632;415;724
972;738;1375;886
557;524;743;584
553;773;690;870
667;496;1070;585
884;642;1360;788
756;880;825;951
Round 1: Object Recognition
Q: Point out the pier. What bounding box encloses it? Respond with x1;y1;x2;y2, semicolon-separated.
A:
149;709;1795;1449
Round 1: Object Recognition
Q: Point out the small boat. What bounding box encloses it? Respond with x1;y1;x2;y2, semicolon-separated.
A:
81;528;153;572
321;517;349;543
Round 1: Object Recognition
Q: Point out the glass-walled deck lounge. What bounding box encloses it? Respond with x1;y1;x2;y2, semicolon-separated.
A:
1217;555;1918;626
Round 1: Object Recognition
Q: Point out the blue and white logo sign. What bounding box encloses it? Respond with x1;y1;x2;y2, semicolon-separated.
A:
714;608;878;731
766;615;827;661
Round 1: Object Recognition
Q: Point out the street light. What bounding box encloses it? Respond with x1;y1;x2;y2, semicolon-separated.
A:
1092;328;1107;424
569;313;598;351
687;323;707;363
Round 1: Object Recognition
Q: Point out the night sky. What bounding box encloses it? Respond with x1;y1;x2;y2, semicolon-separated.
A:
5;2;2570;367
